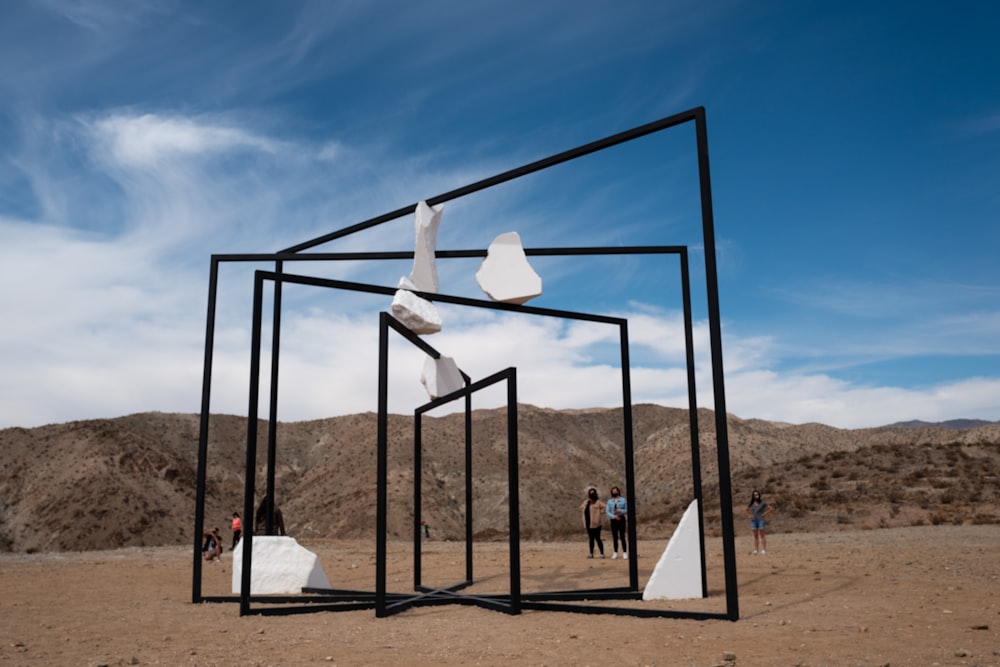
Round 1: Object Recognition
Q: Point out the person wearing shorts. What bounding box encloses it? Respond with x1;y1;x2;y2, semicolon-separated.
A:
745;489;773;555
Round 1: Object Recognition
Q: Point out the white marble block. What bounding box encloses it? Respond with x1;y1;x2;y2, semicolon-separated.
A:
231;536;331;595
409;200;444;293
391;282;442;334
642;499;705;600
475;231;542;304
421;355;464;399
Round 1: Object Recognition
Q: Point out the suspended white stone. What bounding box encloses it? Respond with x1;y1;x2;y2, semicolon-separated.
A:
409;200;444;293
475;231;542;304
421;355;464;399
391;285;442;335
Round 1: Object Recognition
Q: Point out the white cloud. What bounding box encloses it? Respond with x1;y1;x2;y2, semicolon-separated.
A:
90;113;282;168
2;107;998;431
724;370;1000;429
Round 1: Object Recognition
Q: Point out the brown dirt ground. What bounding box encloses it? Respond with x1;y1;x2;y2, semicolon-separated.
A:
2;525;998;667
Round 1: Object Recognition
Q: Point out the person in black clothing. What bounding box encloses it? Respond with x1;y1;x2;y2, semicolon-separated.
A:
580;487;606;559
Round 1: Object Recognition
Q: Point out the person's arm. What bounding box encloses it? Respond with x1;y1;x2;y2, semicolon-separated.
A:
606;500;615;519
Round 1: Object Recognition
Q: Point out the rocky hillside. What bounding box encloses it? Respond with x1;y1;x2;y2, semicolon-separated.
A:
1;405;998;553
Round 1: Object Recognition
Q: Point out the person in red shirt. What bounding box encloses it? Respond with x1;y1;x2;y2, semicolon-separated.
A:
231;512;242;550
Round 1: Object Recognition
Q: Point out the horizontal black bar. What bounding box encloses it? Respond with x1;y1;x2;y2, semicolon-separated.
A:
520;600;733;620
212;245;687;264
248;601;378;616
521;590;641;602
281;108;701;253
256;270;628;325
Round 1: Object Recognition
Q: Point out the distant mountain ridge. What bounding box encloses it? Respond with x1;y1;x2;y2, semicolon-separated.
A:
883;419;996;430
1;406;998;553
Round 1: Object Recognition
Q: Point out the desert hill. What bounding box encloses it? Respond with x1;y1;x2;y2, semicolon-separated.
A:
1;405;998;553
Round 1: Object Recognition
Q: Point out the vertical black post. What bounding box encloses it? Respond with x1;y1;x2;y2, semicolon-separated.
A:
375;313;391;617
263;262;284;534
464;382;474;582
193;257;219;603
618;321;640;591
240;271;266;616
413;412;423;589
680;250;709;597
506;372;521;613
694;107;738;620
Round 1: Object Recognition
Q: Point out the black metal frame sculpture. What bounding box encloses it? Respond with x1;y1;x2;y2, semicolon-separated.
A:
192;106;739;621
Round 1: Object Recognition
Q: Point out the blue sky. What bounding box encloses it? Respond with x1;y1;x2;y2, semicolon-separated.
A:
1;0;998;429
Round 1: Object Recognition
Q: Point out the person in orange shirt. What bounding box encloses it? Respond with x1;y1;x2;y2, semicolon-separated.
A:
231;512;242;550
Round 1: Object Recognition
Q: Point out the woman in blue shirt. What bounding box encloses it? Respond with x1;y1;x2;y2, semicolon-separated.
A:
605;486;628;560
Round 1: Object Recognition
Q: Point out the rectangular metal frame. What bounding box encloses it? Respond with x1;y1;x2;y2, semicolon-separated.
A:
192;106;739;621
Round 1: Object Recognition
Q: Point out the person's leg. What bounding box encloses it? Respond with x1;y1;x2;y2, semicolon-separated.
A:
587;529;596;556
596;528;604;557
759;529;767;553
751;528;760;553
613;521;627;557
610;522;620;555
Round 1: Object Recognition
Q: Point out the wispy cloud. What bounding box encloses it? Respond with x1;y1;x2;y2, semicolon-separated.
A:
1;1;998;432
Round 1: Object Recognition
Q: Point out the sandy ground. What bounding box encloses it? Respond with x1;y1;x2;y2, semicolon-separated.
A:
2;525;999;667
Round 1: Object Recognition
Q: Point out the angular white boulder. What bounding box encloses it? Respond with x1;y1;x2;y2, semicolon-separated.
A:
391;286;442;335
421;355;464;399
232;536;331;595
409;200;444;293
475;231;542;304
642;499;705;600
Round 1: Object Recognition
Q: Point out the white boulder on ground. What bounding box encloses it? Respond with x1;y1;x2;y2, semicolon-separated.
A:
642;499;705;600
421;355;464;399
391;277;442;334
409;200;444;293
475;231;542;304
231;536;331;595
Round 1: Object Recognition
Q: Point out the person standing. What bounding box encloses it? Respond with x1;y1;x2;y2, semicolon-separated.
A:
745;489;773;555
605;485;628;560
231;512;242;550
580;487;606;559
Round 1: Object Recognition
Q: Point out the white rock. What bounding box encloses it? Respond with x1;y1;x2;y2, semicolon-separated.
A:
475;231;542;304
231;536;331;595
409;201;444;293
642;499;704;600
391;289;442;335
421;356;465;399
